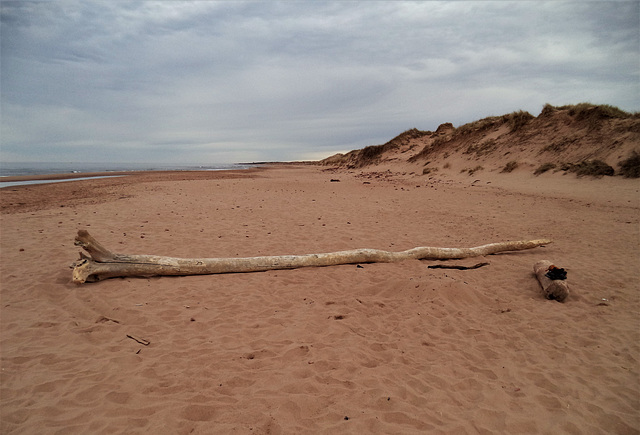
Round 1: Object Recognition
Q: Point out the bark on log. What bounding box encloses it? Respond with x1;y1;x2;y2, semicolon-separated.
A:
534;260;569;302
71;230;551;284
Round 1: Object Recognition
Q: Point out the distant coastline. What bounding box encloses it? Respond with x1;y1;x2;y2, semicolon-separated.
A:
0;175;127;189
0;162;255;178
0;162;257;188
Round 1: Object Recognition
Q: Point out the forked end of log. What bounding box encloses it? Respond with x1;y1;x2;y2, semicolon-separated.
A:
75;230;116;262
72;258;99;284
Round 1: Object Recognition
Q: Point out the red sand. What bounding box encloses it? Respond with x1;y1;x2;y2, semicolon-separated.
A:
1;165;638;434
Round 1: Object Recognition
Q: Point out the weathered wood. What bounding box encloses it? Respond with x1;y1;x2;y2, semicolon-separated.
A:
534;260;569;302
71;230;551;284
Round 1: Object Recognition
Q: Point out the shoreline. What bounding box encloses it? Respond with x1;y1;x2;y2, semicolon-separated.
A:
0;167;270;214
0;166;267;183
0;175;127;188
0;161;312;183
0;170;182;183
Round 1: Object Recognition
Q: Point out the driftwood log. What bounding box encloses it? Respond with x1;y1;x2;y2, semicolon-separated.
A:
534;260;570;302
71;230;551;284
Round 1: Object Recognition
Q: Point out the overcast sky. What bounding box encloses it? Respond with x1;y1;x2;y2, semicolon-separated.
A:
1;1;638;164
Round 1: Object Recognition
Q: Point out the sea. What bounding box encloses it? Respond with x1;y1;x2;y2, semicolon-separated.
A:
0;162;255;188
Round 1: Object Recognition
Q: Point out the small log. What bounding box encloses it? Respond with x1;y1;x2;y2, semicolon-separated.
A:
71;230;551;284
534;260;569;302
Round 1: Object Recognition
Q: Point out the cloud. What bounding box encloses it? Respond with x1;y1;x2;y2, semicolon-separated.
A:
1;1;638;164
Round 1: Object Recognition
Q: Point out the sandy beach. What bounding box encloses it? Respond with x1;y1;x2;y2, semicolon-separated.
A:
1;164;638;434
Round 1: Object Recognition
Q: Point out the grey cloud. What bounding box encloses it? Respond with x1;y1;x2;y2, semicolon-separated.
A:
1;1;638;164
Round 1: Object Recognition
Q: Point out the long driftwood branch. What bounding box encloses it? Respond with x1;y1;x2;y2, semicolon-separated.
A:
71;230;551;284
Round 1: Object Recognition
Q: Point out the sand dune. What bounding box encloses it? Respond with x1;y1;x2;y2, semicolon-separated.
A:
322;103;640;180
1;163;638;434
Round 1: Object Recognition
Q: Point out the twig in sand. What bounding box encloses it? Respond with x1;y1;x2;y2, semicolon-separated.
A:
428;262;490;270
126;334;150;346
